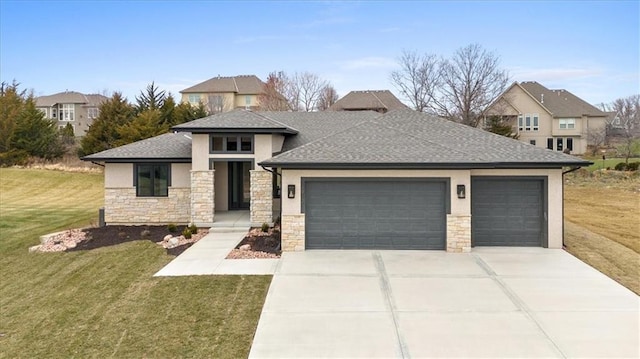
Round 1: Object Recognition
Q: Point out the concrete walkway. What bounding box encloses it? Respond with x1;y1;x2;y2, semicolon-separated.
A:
153;228;279;276
249;248;639;358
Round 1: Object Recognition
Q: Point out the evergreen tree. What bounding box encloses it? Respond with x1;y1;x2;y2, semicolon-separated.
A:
79;92;134;156
170;101;208;126
159;94;176;126
115;109;169;146
0;81;26;153
486;116;518;139
135;81;166;114
11;97;64;160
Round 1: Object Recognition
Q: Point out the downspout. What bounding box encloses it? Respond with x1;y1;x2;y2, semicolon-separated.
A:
261;165;283;251
561;166;582;248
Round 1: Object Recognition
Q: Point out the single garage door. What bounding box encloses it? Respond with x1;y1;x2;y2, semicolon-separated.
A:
304;179;447;249
471;177;546;247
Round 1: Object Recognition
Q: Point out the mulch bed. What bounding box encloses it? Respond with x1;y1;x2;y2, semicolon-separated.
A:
226;227;281;259
68;225;195;256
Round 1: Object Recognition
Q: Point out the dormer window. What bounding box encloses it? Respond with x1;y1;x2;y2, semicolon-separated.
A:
211;134;253;153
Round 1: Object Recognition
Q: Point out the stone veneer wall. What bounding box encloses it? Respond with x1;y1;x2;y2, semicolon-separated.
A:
446;214;471;253
190;170;214;225
281;214;305;251
250;170;273;225
104;188;190;224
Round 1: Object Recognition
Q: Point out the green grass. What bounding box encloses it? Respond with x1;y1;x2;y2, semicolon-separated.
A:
0;168;271;358
582;156;627;171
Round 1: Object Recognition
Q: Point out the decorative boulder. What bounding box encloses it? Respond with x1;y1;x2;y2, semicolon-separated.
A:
168;237;180;248
163;234;173;241
239;244;251;251
28;245;42;253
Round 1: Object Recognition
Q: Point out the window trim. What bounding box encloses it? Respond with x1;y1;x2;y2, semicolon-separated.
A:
188;94;200;104
532;114;539;131
547;138;553;150
210;134;254;154
518;115;523;131
134;163;171;197
559;118;575;129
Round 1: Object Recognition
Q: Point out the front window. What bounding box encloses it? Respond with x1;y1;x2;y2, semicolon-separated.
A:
188;94;200;105
87;107;99;119
60;104;75;121
559;118;575;129
135;164;170;197
211;135;253;153
557;138;563;151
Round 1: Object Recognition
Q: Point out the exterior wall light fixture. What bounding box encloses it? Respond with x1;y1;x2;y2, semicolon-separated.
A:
287;184;296;199
457;185;466;199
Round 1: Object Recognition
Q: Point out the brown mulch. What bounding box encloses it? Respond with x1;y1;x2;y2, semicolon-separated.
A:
62;225;206;256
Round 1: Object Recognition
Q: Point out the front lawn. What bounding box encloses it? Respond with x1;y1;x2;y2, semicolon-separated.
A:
0;168;271;358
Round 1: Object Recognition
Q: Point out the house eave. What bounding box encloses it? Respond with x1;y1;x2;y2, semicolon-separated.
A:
258;161;592;170
81;157;192;163
172;127;298;135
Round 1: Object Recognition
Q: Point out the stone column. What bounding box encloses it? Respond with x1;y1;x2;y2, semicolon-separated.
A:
446;214;471;253
250;170;273;225
281;214;305;251
190;170;214;225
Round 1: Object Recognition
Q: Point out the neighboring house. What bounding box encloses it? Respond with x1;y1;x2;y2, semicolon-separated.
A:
35;91;107;136
483;81;608;154
328;90;409;113
83;109;589;253
180;75;267;113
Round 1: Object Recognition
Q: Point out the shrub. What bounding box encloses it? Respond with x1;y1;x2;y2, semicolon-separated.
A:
261;222;269;233
188;224;198;234
614;162;627;171
182;228;192;239
167;223;178;233
627;162;639;171
0;149;29;167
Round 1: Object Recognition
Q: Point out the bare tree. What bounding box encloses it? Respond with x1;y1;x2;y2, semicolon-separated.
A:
434;44;510;126
390;50;440;112
259;71;292;111
293;72;329;111
610;94;640;163
317;85;339;111
587;126;607;155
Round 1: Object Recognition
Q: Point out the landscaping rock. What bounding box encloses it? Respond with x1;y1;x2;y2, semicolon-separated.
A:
239;244;251;251
163;234;173;241
28;245;42;253
167;237;180;248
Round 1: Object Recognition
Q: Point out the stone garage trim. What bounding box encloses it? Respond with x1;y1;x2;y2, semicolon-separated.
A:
446;214;471;253
250;170;273;225
190;170;215;225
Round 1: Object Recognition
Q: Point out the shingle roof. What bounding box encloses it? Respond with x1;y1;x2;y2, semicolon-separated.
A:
518;81;606;118
82;133;192;162
35;92;107;107
180;75;266;95
172;110;299;134
261;109;590;168
328;90;410;112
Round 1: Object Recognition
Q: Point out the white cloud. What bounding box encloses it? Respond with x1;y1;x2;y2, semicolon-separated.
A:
510;66;603;82
339;56;398;71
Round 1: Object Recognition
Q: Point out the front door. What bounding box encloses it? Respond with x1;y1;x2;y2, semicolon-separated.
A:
229;161;251;210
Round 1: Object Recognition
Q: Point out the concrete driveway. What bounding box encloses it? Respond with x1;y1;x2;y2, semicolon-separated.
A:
249;248;639;358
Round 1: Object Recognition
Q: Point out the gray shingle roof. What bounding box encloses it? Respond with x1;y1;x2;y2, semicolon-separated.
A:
180;75;266;95
172;110;299;134
261;109;591;168
328;90;410;112
35;92;107;107
82;133;192;162
518;81;606;118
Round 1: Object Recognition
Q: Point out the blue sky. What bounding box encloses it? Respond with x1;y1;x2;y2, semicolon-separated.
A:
1;1;638;106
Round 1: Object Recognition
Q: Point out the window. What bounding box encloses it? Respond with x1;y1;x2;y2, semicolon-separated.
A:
518;115;523;131
557;138;563;151
135;164;170;197
60;104;75;121
525;115;531;131
529;140;536;146
87;107;99;119
532;114;539;131
272;168;281;198
52;108;57;118
547;138;553;150
188;94;200;104
559;118;575;129
245;95;251;106
566;138;573;151
210;135;253;153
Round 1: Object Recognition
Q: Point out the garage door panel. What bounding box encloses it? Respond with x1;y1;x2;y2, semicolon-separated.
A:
472;178;544;247
305;180;446;250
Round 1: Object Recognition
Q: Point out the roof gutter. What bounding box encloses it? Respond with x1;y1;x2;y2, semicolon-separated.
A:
258;161;592;170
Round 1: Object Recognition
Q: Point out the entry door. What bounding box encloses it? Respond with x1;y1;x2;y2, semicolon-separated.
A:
229;162;251;210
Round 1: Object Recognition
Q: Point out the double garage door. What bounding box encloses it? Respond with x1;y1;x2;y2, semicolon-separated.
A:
304;180;447;250
303;177;546;250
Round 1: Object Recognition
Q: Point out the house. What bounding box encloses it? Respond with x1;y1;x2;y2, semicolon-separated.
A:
83;109;589;253
180;75;267;113
35;91;108;136
328;90;410;113
483;81;608;154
